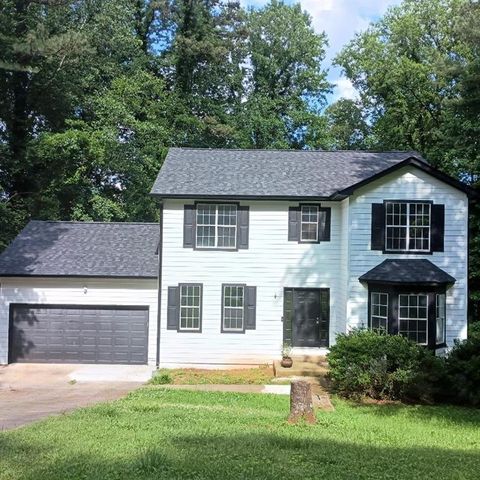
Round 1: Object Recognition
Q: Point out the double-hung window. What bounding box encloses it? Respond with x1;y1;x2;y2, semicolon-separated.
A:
179;284;202;331
222;285;245;332
385;202;431;252
398;294;428;345
300;205;319;242
370;292;388;332
196;204;237;249
436;293;446;344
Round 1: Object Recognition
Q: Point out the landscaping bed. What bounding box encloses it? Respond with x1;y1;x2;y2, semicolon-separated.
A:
150;365;275;385
1;388;480;479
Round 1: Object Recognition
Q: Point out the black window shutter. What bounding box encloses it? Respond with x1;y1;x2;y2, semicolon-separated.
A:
167;286;179;330
245;286;257;330
183;204;195;248
371;203;385;250
283;289;293;345
431;204;445;252
318;207;331;241
237;205;249;249
288;207;300;241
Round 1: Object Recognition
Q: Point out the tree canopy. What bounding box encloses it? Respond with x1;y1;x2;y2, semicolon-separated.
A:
0;0;479;309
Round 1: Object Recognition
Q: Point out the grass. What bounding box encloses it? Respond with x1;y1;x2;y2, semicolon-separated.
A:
1;388;480;479
149;365;275;385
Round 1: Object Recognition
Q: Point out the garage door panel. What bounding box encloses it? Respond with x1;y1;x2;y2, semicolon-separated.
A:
9;305;148;364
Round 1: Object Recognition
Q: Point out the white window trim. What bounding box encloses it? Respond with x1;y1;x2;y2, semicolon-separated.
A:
222;284;245;332
196;204;237;250
179;284;202;331
385;202;431;252
300;205;319;242
398;293;429;346
370;292;388;332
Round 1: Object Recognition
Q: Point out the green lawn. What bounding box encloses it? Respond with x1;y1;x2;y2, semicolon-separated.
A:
1;388;480;480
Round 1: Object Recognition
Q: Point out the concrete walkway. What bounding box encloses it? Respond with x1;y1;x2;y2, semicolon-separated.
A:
0;364;153;430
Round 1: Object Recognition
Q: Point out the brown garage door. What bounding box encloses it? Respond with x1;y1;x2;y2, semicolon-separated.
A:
9;304;149;364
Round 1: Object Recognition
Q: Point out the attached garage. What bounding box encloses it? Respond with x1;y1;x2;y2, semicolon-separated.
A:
0;221;159;365
9;305;149;364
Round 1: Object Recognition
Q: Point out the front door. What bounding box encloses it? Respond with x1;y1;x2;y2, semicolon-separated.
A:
290;289;329;347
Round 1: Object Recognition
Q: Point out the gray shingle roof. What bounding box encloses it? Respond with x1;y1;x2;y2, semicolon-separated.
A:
359;259;456;285
0;221;159;278
150;148;424;198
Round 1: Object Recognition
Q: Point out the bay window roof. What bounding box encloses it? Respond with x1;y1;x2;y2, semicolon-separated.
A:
359;259;456;286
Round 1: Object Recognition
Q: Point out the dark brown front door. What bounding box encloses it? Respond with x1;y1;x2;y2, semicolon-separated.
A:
292;289;329;347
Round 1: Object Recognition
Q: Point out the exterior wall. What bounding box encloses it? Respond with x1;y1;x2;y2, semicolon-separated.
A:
160;200;344;366
0;277;158;365
347;166;469;345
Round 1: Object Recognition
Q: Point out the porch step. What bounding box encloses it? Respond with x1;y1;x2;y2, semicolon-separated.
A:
273;355;329;378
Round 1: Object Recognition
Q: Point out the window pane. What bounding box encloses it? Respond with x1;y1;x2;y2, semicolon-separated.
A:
370;292;388;333
398;294;428;345
223;285;244;331
180;285;201;330
300;206;318;242
196;204;237;249
436;294;446;344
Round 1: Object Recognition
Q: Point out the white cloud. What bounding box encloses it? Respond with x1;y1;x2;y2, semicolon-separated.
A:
333;78;359;102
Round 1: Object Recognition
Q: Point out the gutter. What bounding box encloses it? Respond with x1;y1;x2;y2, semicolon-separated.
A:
156;202;164;368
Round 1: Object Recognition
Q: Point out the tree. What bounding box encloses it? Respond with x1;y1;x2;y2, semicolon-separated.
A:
324;99;372;150
240;0;330;149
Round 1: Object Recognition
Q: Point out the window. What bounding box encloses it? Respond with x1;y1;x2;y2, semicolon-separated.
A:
370;292;388;332
179;284;202;331
398;294;428;345
385;202;430;252
436;293;446;344
300;205;319;242
196;204;237;249
222;285;244;332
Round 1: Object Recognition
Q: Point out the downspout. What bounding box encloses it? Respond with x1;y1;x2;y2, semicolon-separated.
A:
156;202;163;368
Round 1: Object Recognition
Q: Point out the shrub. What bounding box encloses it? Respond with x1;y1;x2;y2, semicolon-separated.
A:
327;329;443;402
443;330;480;407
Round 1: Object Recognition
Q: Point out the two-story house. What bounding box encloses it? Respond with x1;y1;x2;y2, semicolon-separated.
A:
0;148;473;366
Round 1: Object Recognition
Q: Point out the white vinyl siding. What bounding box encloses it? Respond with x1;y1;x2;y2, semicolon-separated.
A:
0;277;158;365
160;199;341;366
347;166;468;347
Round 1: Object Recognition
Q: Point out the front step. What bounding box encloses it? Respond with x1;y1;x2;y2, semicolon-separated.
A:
273;355;329;378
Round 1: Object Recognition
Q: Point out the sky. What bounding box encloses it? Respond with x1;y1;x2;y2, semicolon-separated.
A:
240;0;402;104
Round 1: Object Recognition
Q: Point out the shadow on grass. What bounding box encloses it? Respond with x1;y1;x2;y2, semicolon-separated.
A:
1;430;480;480
345;399;480;427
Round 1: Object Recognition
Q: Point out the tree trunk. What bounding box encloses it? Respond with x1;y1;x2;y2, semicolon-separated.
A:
288;380;316;424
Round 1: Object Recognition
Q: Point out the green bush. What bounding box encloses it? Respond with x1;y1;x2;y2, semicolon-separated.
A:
443;330;480;407
327;329;443;402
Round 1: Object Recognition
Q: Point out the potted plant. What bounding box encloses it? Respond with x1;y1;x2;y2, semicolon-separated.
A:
281;342;293;368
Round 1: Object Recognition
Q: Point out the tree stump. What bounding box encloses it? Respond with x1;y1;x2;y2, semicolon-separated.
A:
288;380;316;424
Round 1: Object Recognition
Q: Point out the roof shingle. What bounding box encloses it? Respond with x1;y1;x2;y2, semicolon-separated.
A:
150;148;424;198
359;259;456;285
0;221;159;278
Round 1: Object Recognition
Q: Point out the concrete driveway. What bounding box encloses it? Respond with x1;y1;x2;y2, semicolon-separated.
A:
0;363;154;430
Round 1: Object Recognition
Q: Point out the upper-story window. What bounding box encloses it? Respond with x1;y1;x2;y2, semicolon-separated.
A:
300;205;319;242
385;202;431;252
196;204;237;249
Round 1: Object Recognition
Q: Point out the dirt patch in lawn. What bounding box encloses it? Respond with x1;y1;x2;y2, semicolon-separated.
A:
150;365;275;385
